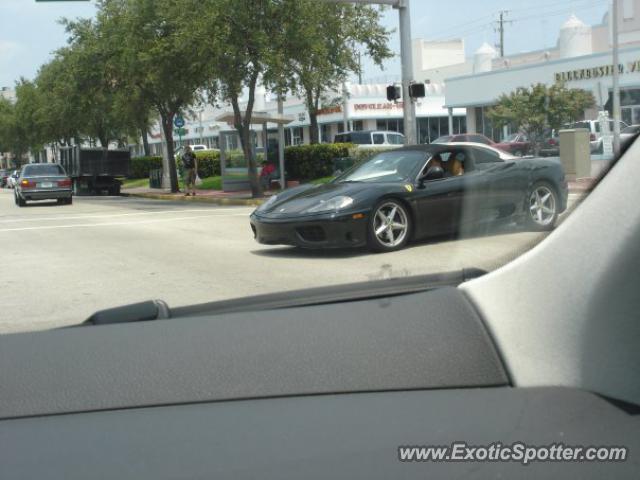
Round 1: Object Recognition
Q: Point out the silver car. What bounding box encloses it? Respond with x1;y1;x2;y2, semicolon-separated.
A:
14;163;73;207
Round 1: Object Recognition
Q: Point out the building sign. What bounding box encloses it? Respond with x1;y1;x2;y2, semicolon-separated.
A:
354;102;404;111
316;106;342;116
555;61;640;82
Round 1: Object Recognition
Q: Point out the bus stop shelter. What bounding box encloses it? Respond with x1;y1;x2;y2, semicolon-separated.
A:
215;111;294;192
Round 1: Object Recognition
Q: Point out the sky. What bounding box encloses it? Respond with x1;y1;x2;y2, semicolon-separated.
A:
0;0;611;88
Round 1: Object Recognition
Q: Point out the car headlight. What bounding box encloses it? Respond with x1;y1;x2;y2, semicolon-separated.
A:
304;195;354;213
257;194;278;212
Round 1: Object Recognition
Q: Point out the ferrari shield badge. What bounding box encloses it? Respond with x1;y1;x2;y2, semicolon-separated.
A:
404;184;413;192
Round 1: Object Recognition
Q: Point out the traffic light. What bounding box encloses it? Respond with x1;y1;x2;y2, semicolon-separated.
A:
409;83;426;99
387;85;401;102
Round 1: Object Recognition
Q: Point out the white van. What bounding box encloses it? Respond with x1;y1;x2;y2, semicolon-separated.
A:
334;130;405;148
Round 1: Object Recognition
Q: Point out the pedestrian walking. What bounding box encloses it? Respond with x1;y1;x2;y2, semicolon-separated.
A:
182;145;198;196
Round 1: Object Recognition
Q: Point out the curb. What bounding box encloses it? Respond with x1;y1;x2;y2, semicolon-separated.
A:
121;192;265;207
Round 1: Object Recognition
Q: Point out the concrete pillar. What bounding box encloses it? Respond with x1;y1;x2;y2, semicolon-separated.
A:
466;107;477;133
559;129;591;179
448;108;454;135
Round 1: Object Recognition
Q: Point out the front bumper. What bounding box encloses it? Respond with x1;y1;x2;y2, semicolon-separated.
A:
21;189;72;201
250;212;369;248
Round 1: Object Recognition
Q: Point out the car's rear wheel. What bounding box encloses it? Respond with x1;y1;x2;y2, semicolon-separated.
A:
16;193;26;207
514;150;523;157
367;200;411;252
526;182;558;231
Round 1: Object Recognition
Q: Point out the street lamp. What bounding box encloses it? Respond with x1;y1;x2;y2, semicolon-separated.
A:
324;0;417;144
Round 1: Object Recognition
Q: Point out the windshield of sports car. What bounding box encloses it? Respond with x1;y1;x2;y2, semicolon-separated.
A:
0;0;630;334
337;150;425;183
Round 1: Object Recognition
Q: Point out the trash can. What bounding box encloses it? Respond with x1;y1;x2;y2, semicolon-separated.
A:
332;157;355;176
149;169;163;189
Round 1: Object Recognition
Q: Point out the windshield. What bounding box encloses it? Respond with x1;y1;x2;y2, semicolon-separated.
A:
0;0;624;336
22;164;65;176
338;150;424;183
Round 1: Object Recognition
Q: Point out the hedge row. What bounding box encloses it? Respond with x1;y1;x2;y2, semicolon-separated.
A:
130;143;386;182
129;156;163;179
283;143;352;181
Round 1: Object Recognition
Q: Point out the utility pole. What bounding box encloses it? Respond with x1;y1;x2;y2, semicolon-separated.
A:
277;94;286;190
494;10;511;58
324;0;417;144
357;51;363;84
612;0;621;156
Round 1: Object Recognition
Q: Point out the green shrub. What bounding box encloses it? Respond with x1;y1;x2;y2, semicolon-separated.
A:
284;143;353;181
129;156;163;179
348;146;396;164
194;150;221;178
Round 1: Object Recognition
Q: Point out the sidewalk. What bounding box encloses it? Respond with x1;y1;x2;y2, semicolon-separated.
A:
122;179;594;205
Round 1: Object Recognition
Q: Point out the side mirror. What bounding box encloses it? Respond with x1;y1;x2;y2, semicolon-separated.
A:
420;166;444;184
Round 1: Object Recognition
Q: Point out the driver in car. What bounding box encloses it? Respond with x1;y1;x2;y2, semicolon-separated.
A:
442;152;465;177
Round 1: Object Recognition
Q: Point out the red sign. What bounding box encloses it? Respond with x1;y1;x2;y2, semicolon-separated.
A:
354;102;404;111
316;106;342;116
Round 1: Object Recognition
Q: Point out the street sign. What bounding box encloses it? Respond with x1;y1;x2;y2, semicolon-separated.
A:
174;116;185;128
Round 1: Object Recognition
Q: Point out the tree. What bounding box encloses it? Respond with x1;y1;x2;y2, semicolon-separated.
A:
488;83;595;154
36;57;84;147
284;1;392;144
198;0;292;198
59;17;133;149
0;97;24;166
96;0;210;192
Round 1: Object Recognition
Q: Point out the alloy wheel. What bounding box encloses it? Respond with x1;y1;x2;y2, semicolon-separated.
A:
529;185;556;227
373;202;409;248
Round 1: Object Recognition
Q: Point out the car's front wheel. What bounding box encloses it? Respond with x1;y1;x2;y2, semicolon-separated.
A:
526;182;558;231
367;200;411;252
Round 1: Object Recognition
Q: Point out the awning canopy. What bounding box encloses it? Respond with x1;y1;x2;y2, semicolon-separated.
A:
215;111;294;125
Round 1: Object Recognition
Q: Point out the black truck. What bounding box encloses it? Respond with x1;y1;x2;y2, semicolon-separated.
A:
59;146;130;195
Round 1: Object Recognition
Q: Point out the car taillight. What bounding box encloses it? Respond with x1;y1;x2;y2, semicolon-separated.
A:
549;139;557;145
21;179;36;189
590;133;596;141
57;178;72;188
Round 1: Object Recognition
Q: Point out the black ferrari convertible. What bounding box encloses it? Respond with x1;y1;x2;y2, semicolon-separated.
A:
250;143;569;252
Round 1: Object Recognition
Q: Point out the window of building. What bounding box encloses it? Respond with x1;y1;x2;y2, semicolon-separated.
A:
352;120;364;131
376;118;403;134
292;127;304;145
321;124;332;143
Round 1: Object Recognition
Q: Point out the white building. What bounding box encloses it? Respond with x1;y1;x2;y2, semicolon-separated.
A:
445;1;640;139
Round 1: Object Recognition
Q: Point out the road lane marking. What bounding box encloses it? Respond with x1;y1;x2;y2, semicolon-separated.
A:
0;213;249;232
0;207;253;224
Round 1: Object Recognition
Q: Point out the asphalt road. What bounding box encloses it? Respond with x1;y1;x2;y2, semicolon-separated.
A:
0;189;581;334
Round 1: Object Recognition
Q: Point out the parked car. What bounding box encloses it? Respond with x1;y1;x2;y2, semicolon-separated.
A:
494;133;531;156
14;163;73;207
334;130;405;148
0;169;9;188
6;170;19;189
432;133;496;146
564;119;628;153
539;132;561;157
